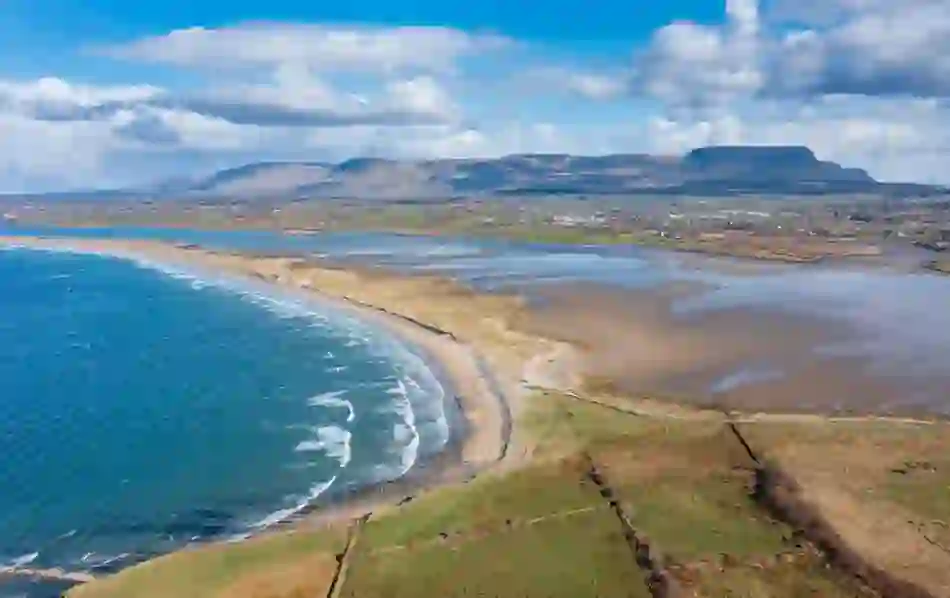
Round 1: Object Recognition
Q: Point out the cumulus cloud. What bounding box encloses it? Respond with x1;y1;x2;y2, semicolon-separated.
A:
3;1;950;191
617;0;950;182
528;68;628;100
97;23;510;74
174;70;457;127
0;71;461;190
634;0;950;105
633;0;764;111
773;0;950;97
0;70;457;130
0;112;116;191
0;77;161;121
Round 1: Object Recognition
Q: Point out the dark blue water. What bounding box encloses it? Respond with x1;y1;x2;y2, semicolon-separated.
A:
0;246;449;595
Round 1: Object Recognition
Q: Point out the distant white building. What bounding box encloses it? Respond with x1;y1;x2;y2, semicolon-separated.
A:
551;214;606;227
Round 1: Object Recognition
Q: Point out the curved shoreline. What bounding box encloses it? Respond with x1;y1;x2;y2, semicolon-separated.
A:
0;235;513;585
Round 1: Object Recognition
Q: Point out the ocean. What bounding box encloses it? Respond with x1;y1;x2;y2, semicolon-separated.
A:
0;246;451;597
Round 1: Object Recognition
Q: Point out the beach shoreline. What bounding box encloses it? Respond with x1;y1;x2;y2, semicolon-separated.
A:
0;235;521;578
7;233;950;598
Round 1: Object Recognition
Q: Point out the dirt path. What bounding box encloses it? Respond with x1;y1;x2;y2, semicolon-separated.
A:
326;514;369;598
526;375;944;428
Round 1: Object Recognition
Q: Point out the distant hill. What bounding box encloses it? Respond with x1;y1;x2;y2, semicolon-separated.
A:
5;146;945;201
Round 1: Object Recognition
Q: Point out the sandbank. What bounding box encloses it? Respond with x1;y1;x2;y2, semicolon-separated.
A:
521;283;950;417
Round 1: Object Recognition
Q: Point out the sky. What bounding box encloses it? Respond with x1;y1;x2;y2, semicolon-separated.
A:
1;0;949;192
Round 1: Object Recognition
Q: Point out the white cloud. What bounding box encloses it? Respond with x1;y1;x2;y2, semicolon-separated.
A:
0;113;115;191
384;76;459;120
634;0;950;104
0;77;162;121
622;0;950;182
0;68;457;131
534;68;628;100
773;0;950;97
98;23;510;74
0;77;160;106
3;1;950;190
178;70;457;127
634;0;764;112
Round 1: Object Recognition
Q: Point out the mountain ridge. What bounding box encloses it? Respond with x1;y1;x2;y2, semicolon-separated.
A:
4;146;945;201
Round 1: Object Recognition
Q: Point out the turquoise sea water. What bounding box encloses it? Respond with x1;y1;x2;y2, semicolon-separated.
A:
0;246;451;596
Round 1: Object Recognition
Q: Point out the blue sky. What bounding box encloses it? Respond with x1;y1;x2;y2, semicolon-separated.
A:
4;0;726;46
0;0;948;191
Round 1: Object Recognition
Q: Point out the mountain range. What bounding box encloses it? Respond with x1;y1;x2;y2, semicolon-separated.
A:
6;146;945;202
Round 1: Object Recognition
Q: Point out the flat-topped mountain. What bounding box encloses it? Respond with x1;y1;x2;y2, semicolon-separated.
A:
7;146;943;201
682;146;873;183
176;146;933;199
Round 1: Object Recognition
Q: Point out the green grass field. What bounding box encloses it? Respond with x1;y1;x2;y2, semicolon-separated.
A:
343;509;650;598
69;393;912;598
361;457;602;549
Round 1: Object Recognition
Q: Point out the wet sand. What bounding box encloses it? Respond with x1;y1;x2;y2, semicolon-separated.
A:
521;284;950;417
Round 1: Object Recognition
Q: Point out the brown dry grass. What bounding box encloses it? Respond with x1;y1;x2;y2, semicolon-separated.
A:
68;527;346;598
214;553;337;598
680;235;882;263
740;420;950;597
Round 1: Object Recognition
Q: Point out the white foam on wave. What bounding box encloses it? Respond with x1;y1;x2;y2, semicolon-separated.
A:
246;476;337;531
295;425;353;468
308;390;356;423
79;552;130;568
384;378;422;477
8;552;39;567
